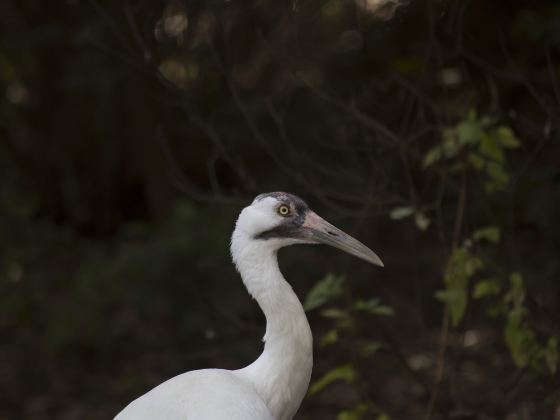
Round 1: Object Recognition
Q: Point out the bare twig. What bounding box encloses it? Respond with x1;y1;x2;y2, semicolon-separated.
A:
88;0;136;56
424;167;467;420
157;125;242;204
544;45;560;109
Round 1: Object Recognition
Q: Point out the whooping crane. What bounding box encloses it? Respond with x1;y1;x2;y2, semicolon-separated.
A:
115;192;383;420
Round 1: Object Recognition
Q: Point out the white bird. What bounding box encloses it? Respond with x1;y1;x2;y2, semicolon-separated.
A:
115;192;383;420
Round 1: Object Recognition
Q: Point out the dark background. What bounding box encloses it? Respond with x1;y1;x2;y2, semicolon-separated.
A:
1;0;560;419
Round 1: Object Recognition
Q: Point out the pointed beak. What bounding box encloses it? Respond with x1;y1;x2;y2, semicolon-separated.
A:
302;211;384;267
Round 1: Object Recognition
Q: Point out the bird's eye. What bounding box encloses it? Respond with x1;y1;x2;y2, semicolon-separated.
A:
278;205;290;217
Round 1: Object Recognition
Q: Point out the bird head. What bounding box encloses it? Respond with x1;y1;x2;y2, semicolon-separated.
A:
234;192;383;267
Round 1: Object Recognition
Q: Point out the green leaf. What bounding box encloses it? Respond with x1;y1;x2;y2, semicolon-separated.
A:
304;274;345;311
500;271;557;374
473;226;501;243
321;308;350;320
465;255;484;276
320;329;339;347
337;404;369;420
504;309;536;368
435;290;448;302
479;114;496;127
355;298;395;316
439;247;483;326
389;206;414;220
414;212;431;231
442;136;461;158
501;272;543;369
309;364;356;395
510;272;524;288
361;341;383;357
467;108;477;121
449;161;466;173
488;302;506;318
544;337;558;374
506;272;525;305
480;132;504;163
321;308;353;328
485;162;509;188
473;278;501;299
496;126;521;149
457;119;483;145
423;146;442;168
448;294;467;327
467;152;485;170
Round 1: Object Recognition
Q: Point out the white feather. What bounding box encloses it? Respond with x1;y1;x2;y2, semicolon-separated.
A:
115;196;313;420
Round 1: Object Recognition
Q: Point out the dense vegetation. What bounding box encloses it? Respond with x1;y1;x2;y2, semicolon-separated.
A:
2;1;560;419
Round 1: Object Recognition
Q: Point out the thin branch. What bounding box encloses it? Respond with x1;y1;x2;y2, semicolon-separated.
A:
123;0;152;61
544;45;560;109
88;0;136;56
424;167;467;420
157;125;242;205
304;83;400;147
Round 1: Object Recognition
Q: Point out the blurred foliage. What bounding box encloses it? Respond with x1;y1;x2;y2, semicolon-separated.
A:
2;0;560;419
308;364;356;396
436;246;483;327
309;106;558;416
303;273;393;418
304;273;346;312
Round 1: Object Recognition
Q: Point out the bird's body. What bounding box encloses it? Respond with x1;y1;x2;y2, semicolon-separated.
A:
115;192;382;420
114;369;274;420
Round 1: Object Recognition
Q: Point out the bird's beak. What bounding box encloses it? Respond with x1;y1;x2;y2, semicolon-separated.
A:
302;211;384;267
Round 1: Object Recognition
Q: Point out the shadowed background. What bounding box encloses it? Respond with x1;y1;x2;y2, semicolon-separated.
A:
1;0;560;419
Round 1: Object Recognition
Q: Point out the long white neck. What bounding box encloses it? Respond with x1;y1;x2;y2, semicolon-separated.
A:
231;229;313;420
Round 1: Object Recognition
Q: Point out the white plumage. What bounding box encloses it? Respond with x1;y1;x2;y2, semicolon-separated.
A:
115;192;382;420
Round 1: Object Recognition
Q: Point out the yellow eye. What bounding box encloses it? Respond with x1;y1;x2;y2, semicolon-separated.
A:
278;205;290;216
